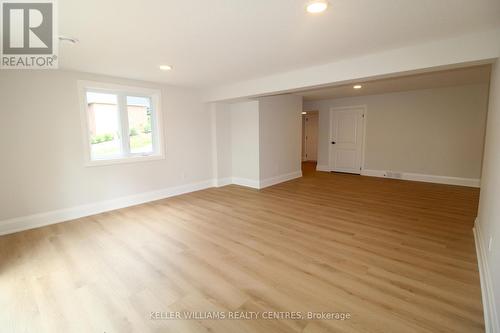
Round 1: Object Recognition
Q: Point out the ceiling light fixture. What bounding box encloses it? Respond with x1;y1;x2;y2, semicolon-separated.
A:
159;65;173;71
353;85;362;89
306;0;328;13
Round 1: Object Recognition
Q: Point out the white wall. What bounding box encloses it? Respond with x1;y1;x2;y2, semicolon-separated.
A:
258;95;302;183
211;102;232;182
230;101;260;183
304;84;489;181
211;95;303;188
476;61;500;332
0;70;212;225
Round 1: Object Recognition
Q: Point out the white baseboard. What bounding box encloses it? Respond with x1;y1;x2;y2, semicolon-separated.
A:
259;171;302;189
0;180;213;236
231;177;261;189
225;171;303;189
474;219;500;333
360;169;385;177
213;177;232;187
361;169;480;187
316;164;330;172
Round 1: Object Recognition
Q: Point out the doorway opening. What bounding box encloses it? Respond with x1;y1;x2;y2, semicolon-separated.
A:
302;111;319;163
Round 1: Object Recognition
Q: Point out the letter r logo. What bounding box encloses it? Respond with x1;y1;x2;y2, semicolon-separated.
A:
2;2;53;54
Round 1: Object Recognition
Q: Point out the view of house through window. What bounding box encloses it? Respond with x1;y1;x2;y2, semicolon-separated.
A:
127;96;153;154
86;92;122;159
83;85;161;164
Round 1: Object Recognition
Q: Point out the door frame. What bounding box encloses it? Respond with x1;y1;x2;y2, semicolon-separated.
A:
328;105;367;173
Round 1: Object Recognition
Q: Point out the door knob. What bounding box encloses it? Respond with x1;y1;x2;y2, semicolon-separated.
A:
331;141;336;144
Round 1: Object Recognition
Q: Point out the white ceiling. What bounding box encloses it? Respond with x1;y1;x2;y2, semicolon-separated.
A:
58;0;500;87
299;65;492;101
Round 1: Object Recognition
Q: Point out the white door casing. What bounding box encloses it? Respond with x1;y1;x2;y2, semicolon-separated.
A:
329;106;366;174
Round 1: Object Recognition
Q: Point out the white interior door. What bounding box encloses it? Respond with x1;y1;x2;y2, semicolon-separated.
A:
329;107;365;174
304;114;318;161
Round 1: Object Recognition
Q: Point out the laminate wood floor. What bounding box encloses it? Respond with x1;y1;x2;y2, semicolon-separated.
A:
0;164;483;332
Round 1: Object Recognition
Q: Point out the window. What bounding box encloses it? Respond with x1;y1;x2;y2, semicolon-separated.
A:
79;81;163;166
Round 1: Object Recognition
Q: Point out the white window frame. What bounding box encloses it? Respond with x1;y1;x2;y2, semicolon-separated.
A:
78;80;165;167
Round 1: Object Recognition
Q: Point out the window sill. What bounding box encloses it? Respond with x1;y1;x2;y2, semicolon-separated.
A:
85;154;165;167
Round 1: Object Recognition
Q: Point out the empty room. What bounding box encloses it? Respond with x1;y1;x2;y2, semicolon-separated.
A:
1;1;500;332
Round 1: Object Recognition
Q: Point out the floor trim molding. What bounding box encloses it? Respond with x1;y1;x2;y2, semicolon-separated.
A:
259;171;302;189
316;164;330;172
0;180;214;236
361;169;480;187
230;171;303;189
213;177;232;187
474;219;500;333
231;177;261;189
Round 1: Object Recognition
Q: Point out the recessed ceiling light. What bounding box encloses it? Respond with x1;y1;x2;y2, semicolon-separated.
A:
306;0;328;13
353;85;362;89
302;111;307;115
159;65;173;71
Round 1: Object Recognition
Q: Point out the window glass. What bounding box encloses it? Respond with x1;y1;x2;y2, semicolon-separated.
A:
86;92;122;159
127;96;153;154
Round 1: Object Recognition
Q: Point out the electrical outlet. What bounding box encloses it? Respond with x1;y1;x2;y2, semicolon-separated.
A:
488;236;493;252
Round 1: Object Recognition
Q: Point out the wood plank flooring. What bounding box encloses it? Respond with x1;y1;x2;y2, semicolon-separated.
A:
0;163;483;332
